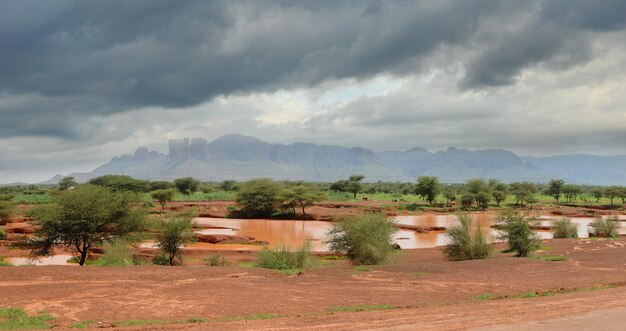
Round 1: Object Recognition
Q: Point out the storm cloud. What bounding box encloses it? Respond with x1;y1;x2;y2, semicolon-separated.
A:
1;0;626;182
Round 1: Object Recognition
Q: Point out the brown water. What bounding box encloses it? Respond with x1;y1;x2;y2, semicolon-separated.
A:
6;254;74;266
194;218;332;251
193;214;626;252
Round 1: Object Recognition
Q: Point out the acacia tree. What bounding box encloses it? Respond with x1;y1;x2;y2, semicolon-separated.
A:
151;188;177;213
236;178;282;217
30;185;145;266
562;185;581;203
590;188;604;202
488;179;508;207
347;175;365;199
443;187;457;206
545;179;565;203
509;182;537;207
58;176;78;191
415;176;441;205
155;212;195;266
604;186;622;205
280;184;326;216
174;177;200;195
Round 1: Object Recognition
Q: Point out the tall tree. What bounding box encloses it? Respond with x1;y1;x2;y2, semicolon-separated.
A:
236;178;282;217
174;177;200;195
545;179;565;203
280;184;325;216
58;176;78;191
30;185;145;266
151;189;177;213
415;176;441;205
347;175;365;199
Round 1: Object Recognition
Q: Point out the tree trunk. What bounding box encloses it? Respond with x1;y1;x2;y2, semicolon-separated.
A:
301;204;306;216
169;254;174;266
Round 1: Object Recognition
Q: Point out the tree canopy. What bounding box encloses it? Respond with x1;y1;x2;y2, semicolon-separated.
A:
30;185;145;266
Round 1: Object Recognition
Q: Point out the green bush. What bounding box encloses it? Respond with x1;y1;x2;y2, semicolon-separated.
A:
206;254;228;266
495;210;539;257
155;213;196;266
590;216;621;237
552;218;578;238
325;214;398;265
0;200;16;225
0;228;6;240
235;178;282;217
256;244;316;272
152;253;170;266
95;239;140;266
443;214;493;261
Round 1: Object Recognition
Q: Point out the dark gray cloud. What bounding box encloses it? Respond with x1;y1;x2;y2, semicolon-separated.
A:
4;0;617;138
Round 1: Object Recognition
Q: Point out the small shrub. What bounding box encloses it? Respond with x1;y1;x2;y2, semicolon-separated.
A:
206;254;228;266
96;239;140;266
152;253;171;266
533;255;567;261
325;214;398;265
552;218;578;238
226;205;237;212
0;228;6;240
443;214;493;261
495;210;539;257
325;304;395;313
0;200;16;225
590;216;621;238
155;212;196;266
256;243;316;272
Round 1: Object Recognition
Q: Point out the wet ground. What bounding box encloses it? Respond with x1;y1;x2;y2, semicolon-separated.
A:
1;238;624;330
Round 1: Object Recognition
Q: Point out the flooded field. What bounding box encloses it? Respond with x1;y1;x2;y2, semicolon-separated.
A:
7;215;624;264
194;214;626;252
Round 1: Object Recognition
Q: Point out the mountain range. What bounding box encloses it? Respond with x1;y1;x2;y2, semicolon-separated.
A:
42;134;626;185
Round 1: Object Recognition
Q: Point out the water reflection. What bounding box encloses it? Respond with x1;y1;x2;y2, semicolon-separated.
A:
6;254;74;266
194;214;626;252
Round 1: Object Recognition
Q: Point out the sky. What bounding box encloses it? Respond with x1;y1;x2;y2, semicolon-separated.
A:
1;0;626;183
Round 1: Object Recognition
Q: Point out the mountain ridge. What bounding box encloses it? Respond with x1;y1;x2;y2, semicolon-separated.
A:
37;134;626;185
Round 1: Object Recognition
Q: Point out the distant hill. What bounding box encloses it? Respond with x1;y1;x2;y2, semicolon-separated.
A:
42;134;626;185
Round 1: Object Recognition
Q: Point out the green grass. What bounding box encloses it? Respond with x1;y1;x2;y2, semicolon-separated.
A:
0;308;54;330
256;244;317;272
12;193;54;204
532;255;567;262
351;266;373;275
475;284;618;302
173;191;237;201
70;320;95;329
319;255;347;261
325;304;396;313
0;257;12;267
473;293;497;301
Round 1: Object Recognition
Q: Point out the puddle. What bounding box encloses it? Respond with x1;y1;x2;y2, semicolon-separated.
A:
6;254;75;266
194;218;332;252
